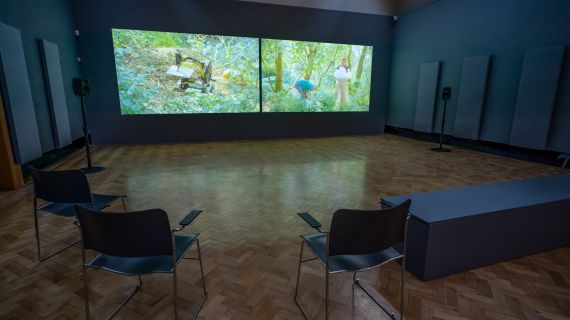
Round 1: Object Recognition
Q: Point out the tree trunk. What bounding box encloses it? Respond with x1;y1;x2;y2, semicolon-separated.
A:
355;46;368;83
304;46;317;80
317;47;340;90
275;48;283;92
347;45;352;69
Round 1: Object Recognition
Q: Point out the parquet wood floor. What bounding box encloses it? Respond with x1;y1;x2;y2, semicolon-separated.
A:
0;135;569;320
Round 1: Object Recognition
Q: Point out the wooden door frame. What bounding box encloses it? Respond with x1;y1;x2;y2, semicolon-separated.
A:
0;88;24;189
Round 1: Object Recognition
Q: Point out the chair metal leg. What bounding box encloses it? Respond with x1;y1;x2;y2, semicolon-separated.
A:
294;241;311;320
173;265;178;320
34;204;41;261
34;204;81;262
197;238;208;296
81;247;90;320
188;238;208;320
180;243;208;319
83;260;142;320
120;197;127;212
325;268;330;320
39;239;81;262
401;255;406;320
294;241;304;298
294;240;333;320
106;275;142;320
401;217;409;320
354;278;397;320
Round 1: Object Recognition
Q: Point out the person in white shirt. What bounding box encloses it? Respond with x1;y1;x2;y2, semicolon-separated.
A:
334;57;352;105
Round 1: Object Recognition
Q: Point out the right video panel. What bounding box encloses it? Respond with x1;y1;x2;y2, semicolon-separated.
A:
261;39;373;112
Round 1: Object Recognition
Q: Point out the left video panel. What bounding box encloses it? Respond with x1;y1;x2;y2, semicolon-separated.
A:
112;29;260;114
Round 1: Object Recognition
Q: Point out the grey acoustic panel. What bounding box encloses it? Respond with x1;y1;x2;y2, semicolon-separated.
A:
414;61;440;133
0;22;42;163
39;40;72;149
510;46;564;150
453;55;490;140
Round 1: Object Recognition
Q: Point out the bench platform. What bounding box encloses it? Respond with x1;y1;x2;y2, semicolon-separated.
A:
381;174;570;281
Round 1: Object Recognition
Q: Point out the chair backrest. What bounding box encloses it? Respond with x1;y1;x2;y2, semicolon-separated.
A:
328;200;411;257
29;167;93;204
75;206;174;257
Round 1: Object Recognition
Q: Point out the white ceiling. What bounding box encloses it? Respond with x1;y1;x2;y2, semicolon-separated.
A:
236;0;439;16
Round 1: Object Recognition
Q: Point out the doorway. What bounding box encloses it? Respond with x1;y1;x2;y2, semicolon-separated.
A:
0;89;24;189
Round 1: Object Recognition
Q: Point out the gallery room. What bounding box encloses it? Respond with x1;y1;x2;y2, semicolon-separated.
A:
0;0;569;319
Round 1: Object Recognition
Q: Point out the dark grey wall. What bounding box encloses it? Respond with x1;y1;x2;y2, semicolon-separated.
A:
0;0;83;153
388;0;570;153
238;0;397;16
72;0;393;145
397;0;440;14
239;0;441;15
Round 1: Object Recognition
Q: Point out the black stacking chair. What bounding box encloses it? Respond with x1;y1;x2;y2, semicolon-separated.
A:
29;167;126;261
74;206;207;320
294;200;411;320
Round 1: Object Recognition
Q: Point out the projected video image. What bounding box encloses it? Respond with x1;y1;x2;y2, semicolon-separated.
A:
261;39;372;112
112;29;259;114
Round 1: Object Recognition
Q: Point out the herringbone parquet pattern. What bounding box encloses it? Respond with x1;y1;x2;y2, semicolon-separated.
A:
0;135;568;319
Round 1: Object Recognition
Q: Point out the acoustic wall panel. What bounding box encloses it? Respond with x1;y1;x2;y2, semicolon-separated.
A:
0;22;42;163
39;40;72;149
453;55;490;140
414;61;440;133
510;46;564;150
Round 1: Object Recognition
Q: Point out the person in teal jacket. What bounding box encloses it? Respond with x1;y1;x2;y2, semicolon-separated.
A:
294;79;314;100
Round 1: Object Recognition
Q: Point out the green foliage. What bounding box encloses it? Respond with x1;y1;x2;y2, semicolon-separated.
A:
112;29;373;114
261;39;372;112
263;88;366;113
113;29;259;114
113;29;186;49
115;47;159;114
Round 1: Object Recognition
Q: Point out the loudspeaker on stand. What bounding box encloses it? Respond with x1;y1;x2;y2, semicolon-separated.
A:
73;78;105;173
431;87;452;152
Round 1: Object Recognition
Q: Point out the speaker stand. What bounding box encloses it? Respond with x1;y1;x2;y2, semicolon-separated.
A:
431;98;451;152
81;166;105;174
431;146;451;152
79;95;105;174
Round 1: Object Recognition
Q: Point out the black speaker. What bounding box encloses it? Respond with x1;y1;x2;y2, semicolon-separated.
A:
73;78;91;96
442;87;451;100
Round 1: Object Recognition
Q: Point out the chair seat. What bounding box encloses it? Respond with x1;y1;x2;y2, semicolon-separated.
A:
40;202;109;217
86;233;198;275
92;193;123;206
302;233;402;273
39;193;122;217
